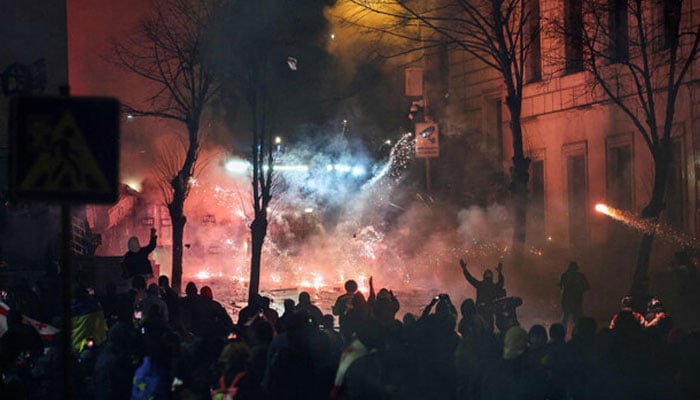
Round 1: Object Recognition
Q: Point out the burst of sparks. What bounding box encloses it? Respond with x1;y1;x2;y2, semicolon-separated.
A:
195;270;212;280
595;203;700;247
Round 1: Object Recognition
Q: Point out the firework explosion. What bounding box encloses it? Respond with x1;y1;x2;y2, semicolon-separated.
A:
106;127;513;306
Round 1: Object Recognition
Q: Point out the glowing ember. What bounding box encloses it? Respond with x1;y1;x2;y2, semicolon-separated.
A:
124;180;141;192
195;270;212;280
270;273;281;284
313;275;323;291
595;203;610;215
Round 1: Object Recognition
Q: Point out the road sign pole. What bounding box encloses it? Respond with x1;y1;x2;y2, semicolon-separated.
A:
425;158;431;193
61;204;73;400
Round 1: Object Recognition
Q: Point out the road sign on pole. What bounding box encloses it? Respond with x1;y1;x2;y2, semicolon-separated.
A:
9;96;120;204
405;67;424;97
415;122;439;158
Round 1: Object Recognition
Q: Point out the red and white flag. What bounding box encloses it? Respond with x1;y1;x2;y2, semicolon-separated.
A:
0;301;60;341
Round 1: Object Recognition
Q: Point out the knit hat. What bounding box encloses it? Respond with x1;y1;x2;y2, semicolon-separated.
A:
503;326;528;359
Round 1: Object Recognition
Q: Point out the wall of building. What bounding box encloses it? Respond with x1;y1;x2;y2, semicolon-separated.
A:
444;0;700;251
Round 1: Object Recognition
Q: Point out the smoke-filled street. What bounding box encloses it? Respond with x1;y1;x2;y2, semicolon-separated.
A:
3;0;700;399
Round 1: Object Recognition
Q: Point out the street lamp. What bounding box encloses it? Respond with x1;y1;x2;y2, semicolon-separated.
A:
275;136;283;153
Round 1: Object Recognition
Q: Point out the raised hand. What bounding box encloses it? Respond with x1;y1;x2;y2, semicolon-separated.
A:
496;262;503;273
459;259;467;269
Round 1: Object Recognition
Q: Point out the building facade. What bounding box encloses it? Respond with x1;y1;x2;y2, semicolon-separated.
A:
441;0;700;252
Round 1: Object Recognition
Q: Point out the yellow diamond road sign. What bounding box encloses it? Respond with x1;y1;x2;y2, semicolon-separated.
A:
10;96;120;203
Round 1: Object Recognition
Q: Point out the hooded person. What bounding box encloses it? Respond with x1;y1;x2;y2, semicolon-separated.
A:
71;285;108;352
93;322;137;400
121;228;157;280
140;284;169;324
458;259;506;305
503;326;528;360
459;259;506;331
482;326;548;400
210;342;250;400
296;291;323;326
559;261;590;328
191;286;234;338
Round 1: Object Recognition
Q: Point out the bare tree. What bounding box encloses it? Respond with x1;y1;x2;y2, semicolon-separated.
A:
112;0;219;293
551;0;700;303
346;0;541;264
210;0;333;303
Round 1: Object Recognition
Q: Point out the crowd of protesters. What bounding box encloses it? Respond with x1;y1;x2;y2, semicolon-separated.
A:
1;257;699;399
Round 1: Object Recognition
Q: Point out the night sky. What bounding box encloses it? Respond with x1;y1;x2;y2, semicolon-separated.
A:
67;0;150;97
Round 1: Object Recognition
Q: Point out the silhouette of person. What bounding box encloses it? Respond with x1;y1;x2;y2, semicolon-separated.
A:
559;261;589;328
296;291;323;326
332;280;366;342
121;228;157;280
459;259;505;330
643;296;670;334
609;295;646;330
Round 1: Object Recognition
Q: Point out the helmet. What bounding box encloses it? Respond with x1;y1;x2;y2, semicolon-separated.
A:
620;295;633;308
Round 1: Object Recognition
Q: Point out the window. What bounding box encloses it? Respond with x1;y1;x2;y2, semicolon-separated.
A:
665;139;684;229
525;0;542;83
606;142;633;210
609;0;629;62
663;0;681;49
530;156;546;243
654;0;681;50
564;142;588;247
565;0;584;73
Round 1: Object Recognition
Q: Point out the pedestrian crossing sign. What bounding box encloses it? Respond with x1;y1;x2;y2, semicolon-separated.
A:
9;96;120;203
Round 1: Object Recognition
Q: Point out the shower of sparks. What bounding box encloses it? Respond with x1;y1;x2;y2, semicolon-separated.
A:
595;203;700;247
127;129;515;299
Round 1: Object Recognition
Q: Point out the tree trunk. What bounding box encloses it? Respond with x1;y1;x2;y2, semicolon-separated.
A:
248;213;268;304
506;92;530;267
168;189;186;295
630;146;671;309
168;122;198;295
